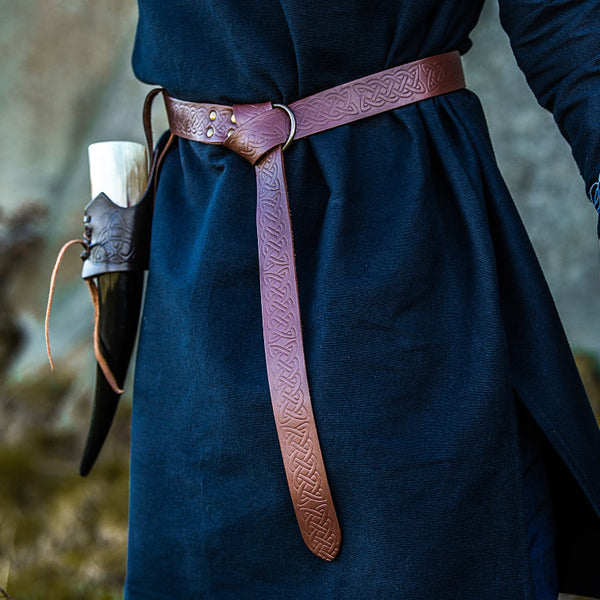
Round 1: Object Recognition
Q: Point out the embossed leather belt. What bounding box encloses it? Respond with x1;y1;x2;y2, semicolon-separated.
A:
149;51;465;561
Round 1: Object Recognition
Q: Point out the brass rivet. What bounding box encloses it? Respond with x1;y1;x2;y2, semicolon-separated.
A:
206;127;214;138
230;113;236;124
209;110;217;121
226;128;235;138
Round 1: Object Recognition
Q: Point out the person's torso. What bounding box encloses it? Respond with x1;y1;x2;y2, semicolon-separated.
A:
133;0;485;103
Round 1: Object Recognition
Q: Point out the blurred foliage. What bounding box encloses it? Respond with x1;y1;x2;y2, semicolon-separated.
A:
0;373;131;599
574;352;600;424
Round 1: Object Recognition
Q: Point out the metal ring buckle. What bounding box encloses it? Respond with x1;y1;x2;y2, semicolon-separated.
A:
272;103;296;151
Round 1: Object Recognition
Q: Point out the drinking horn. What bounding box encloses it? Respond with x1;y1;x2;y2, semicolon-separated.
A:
79;141;150;476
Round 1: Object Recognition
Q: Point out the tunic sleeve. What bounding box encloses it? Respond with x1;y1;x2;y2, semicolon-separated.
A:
497;0;600;233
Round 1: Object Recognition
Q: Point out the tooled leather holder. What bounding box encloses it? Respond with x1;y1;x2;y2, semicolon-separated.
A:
154;51;466;561
81;191;154;279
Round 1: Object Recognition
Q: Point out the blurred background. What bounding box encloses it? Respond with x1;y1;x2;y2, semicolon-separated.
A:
0;1;599;598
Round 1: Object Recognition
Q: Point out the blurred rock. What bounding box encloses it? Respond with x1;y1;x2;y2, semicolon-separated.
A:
0;0;138;216
464;2;600;358
0;206;45;374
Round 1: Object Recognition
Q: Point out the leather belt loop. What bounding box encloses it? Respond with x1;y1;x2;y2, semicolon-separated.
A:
143;87;166;170
160;50;466;561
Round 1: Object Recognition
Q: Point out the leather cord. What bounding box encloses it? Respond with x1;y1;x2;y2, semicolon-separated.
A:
45;239;124;394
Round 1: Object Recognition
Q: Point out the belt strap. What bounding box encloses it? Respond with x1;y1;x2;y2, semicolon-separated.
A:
158;50;465;561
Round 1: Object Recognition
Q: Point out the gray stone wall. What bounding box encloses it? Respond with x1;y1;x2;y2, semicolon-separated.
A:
465;1;600;360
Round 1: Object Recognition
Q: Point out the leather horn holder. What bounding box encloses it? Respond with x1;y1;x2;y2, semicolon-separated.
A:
81;190;153;279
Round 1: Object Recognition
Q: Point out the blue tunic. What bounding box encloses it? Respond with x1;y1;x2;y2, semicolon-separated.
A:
127;1;600;598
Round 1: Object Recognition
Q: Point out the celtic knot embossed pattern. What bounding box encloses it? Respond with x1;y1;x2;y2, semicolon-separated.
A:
165;97;235;143
224;113;290;165
162;51;465;560
291;53;461;139
355;66;430;108
90;212;135;265
256;148;341;561
297;88;360;130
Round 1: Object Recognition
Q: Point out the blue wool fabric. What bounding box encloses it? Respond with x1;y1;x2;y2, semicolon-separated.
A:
126;1;600;598
517;399;560;600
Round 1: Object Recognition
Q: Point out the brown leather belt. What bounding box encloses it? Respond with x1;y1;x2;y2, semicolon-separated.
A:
152;51;465;561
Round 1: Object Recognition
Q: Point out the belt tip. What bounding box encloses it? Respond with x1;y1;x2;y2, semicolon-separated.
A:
305;531;342;562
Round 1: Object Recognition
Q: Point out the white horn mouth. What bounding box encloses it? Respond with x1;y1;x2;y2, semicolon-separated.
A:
88;141;148;207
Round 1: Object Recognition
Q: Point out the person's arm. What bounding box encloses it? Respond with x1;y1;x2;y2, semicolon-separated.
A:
497;0;600;234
